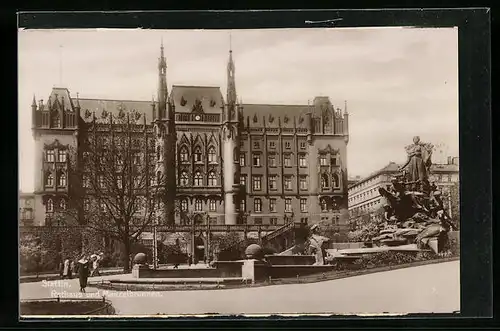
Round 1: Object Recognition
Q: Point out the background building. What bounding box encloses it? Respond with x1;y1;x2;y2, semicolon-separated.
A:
27;44;350;229
19;192;35;227
348;157;459;219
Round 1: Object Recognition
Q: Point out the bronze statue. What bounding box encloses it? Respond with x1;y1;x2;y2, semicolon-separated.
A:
399;136;433;191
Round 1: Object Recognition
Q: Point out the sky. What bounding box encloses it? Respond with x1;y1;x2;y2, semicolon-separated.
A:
18;27;458;192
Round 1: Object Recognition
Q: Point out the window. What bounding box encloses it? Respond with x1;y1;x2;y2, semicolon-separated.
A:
194;146;202;162
240;140;244;148
237;175;245;187
285;198;292;212
269;141;276;149
115;158;124;171
284;154;292;167
195;199;203;211
284;176;292;190
285;141;291;149
52;115;60;127
208;147;217;163
252;153;261;167
320;154;328;166
270;217;278;225
254;217;262;225
331;157;337;166
180;171;189;186
300;198;307;212
208;172;217;186
252;176;262;191
46;150;55;162
180;147;189;162
46;199;54;213
253;141;260;149
46;173;54;187
334;215;340;224
268;155;276;167
98;175;105;188
300;176;307;190
58;150;67;163
300;141;306;149
194;172;203;186
240;199;246;212
300;217;308;224
60;199;66;210
269;198;276;212
181;199;188;211
332;173;340;188
209;199;216;212
321;199;328;212
147;174;154;187
448;174;452;182
254;198;262;212
269;176;277;190
239;153;246;166
58;172;66;187
299;154;307;167
321;174;329;188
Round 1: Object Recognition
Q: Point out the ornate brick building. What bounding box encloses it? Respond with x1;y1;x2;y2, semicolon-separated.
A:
30;44;350;228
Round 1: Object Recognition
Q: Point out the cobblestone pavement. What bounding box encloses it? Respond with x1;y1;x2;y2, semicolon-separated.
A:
20;261;460;316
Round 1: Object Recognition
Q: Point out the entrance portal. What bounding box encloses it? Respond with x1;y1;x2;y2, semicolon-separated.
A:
194;236;205;264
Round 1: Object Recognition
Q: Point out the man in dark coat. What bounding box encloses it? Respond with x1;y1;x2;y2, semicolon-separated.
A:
77;255;91;293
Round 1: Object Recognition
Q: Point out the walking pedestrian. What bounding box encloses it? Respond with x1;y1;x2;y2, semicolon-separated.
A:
187;254;192;267
77;254;90;293
62;258;70;279
69;260;75;279
90;254;101;277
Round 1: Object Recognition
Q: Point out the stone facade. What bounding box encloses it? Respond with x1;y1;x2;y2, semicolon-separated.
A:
29;44;350;229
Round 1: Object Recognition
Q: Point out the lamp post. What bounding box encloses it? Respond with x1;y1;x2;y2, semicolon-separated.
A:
152;216;158;270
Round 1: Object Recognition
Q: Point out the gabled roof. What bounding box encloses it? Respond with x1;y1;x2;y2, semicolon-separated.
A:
45;87;75;111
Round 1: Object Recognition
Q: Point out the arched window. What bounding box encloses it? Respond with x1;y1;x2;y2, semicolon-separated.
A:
46;150;55;162
181;199;188;211
194;213;203;224
321;174;329;188
321;198;328;212
60;199;66;210
58;150;67;163
194;146;202;162
195;199;203;212
332;173;340;188
194;172;203;186
46;198;54;213
208;172;217;186
208;146;217;163
156;145;161;160
58;172;66;187
46;173;54;187
180;146;189;162
157;171;162;184
52;114;60;127
180;171;189;186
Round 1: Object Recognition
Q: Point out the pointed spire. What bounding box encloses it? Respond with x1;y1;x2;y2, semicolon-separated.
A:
75;92;81;108
227;34;237;106
344;100;348;115
32;94;37;106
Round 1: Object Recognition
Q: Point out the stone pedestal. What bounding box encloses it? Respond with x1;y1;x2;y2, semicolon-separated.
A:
132;264;150;279
241;259;269;283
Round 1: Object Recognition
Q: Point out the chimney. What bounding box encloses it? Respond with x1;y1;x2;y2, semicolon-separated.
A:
447;156;452;165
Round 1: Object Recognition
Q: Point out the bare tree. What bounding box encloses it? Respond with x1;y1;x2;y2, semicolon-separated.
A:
56;113;166;272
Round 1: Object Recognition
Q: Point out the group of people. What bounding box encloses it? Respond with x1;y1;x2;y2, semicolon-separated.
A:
58;253;103;293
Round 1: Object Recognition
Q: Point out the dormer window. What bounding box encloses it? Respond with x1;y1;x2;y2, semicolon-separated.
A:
58;171;67;187
319;154;328;166
208;146;217;163
180;147;189;163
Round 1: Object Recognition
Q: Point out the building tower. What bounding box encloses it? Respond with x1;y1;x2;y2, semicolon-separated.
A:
154;41;176;224
222;43;240;225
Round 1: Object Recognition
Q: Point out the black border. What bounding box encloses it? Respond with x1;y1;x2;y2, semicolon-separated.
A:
6;8;493;329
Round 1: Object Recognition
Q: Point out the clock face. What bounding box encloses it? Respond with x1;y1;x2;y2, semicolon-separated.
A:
195;115;201;121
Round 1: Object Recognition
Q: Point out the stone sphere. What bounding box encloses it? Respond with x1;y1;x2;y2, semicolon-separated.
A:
245;244;263;259
133;253;147;265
